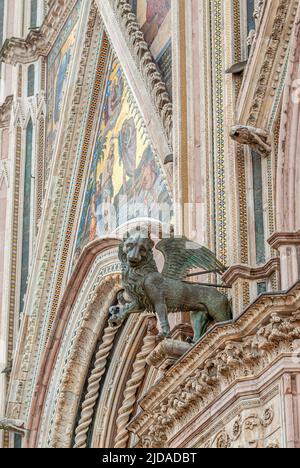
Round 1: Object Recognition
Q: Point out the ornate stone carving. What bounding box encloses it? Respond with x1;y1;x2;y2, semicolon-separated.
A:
208;407;276;448
0;0;79;65
237;0;298;128
253;0;266;22
222;257;280;286
0;418;25;434
247;0;297;126
0;95;13;128
128;283;300;448
0;160;9;189
109;0;173;145
230;125;271;157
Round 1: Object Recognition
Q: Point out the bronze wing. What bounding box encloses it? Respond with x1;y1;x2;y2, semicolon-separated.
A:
156;236;226;280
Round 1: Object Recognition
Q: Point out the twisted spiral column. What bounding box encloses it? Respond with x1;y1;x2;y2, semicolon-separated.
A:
114;319;157;448
74;323;122;448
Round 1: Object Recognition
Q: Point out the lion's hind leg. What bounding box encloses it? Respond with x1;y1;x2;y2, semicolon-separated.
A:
191;311;210;343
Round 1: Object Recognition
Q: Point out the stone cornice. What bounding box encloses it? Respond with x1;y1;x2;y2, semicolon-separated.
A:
0;95;13;128
268;231;300;250
128;282;300;447
0;0;78;65
222;257;280;285
236;0;298;129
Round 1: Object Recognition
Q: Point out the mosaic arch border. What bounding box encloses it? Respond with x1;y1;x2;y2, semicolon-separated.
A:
7;7;109;425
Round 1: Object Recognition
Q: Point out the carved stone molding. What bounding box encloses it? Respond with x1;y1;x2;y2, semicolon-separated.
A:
74;321;123;448
0;418;25;434
0;0;79;65
114;318;157;448
211;407;275;448
236;0;298;129
254;1;267;24
199;404;279;449
128;282;300;448
223;257;280;286
268;231;300;250
0;95;13;128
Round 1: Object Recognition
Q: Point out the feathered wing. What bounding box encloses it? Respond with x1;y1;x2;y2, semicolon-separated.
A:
156;237;226;280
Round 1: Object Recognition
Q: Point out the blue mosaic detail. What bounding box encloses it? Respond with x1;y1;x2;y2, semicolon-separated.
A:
27;64;35;97
30;0;38;28
20;119;33;315
252;151;266;265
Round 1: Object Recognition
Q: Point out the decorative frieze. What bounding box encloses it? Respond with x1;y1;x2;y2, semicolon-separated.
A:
128;282;300;448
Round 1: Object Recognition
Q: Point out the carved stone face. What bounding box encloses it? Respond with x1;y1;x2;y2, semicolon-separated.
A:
123;232;154;268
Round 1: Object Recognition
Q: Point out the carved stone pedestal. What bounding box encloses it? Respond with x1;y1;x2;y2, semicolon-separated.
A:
147;339;192;373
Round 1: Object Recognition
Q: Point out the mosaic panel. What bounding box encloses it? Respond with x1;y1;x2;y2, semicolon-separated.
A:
20;120;33;315
75;57;172;253
46;0;82;175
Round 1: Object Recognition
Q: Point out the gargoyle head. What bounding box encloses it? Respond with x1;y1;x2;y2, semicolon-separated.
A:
230;125;249;144
122;230;155;268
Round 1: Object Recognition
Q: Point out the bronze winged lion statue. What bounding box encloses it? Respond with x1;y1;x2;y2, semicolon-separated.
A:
109;231;232;342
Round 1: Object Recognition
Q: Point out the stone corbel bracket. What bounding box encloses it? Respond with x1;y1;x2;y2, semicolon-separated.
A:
0;0;78;65
109;0;173;146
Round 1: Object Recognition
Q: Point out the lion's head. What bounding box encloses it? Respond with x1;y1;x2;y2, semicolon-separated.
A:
230;125;249;144
121;231;155;269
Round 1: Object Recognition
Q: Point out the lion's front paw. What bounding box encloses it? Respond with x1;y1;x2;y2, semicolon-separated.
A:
109;306;125;327
156;331;172;341
109;315;124;327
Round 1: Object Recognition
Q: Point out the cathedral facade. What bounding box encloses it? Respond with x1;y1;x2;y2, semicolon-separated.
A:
0;0;300;449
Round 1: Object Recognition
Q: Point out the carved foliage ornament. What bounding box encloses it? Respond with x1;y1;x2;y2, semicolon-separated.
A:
210;407;275;448
138;312;300;448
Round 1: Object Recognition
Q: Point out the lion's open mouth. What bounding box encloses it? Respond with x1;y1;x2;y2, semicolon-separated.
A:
129;259;140;267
